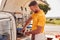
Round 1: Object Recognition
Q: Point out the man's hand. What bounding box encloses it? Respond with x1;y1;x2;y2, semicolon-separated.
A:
21;16;32;33
25;32;30;36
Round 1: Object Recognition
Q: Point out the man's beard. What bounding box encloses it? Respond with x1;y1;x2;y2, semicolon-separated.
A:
34;10;38;13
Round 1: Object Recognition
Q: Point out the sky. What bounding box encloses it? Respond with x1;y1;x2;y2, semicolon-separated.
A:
46;0;60;17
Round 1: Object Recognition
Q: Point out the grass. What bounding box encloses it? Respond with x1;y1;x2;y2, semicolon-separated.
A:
46;19;60;25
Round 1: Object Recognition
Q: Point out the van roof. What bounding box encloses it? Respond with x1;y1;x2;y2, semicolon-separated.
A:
0;0;31;12
0;12;10;18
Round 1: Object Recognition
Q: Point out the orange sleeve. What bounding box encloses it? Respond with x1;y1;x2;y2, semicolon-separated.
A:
37;15;46;27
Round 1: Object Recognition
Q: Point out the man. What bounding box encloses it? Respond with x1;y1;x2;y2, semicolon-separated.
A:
21;1;46;40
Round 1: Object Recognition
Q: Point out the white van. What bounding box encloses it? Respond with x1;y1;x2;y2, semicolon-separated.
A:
0;12;16;40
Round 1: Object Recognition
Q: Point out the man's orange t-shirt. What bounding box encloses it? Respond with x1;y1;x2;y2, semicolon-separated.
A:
31;10;46;33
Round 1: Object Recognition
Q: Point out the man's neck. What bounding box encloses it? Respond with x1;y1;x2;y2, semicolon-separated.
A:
34;9;40;13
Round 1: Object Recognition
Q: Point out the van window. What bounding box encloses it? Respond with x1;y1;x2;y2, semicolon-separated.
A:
0;18;12;40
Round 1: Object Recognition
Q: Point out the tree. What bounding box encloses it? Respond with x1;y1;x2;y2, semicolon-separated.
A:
38;4;50;14
38;1;51;14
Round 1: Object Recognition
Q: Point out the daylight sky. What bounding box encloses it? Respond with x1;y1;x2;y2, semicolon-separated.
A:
46;0;60;17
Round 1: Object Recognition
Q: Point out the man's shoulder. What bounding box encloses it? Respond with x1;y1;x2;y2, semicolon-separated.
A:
38;10;45;16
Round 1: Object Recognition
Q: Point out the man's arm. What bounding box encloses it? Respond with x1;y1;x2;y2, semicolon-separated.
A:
22;16;32;32
29;26;42;35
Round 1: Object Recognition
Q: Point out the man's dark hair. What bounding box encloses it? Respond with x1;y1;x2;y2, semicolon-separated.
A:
29;1;37;7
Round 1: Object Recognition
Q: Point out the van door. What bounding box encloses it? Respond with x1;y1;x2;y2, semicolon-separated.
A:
0;12;16;40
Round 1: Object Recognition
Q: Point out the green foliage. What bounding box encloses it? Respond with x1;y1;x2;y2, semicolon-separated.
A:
46;18;60;25
38;4;51;14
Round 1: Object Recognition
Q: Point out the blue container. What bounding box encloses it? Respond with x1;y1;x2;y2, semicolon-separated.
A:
27;26;32;28
17;28;22;31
